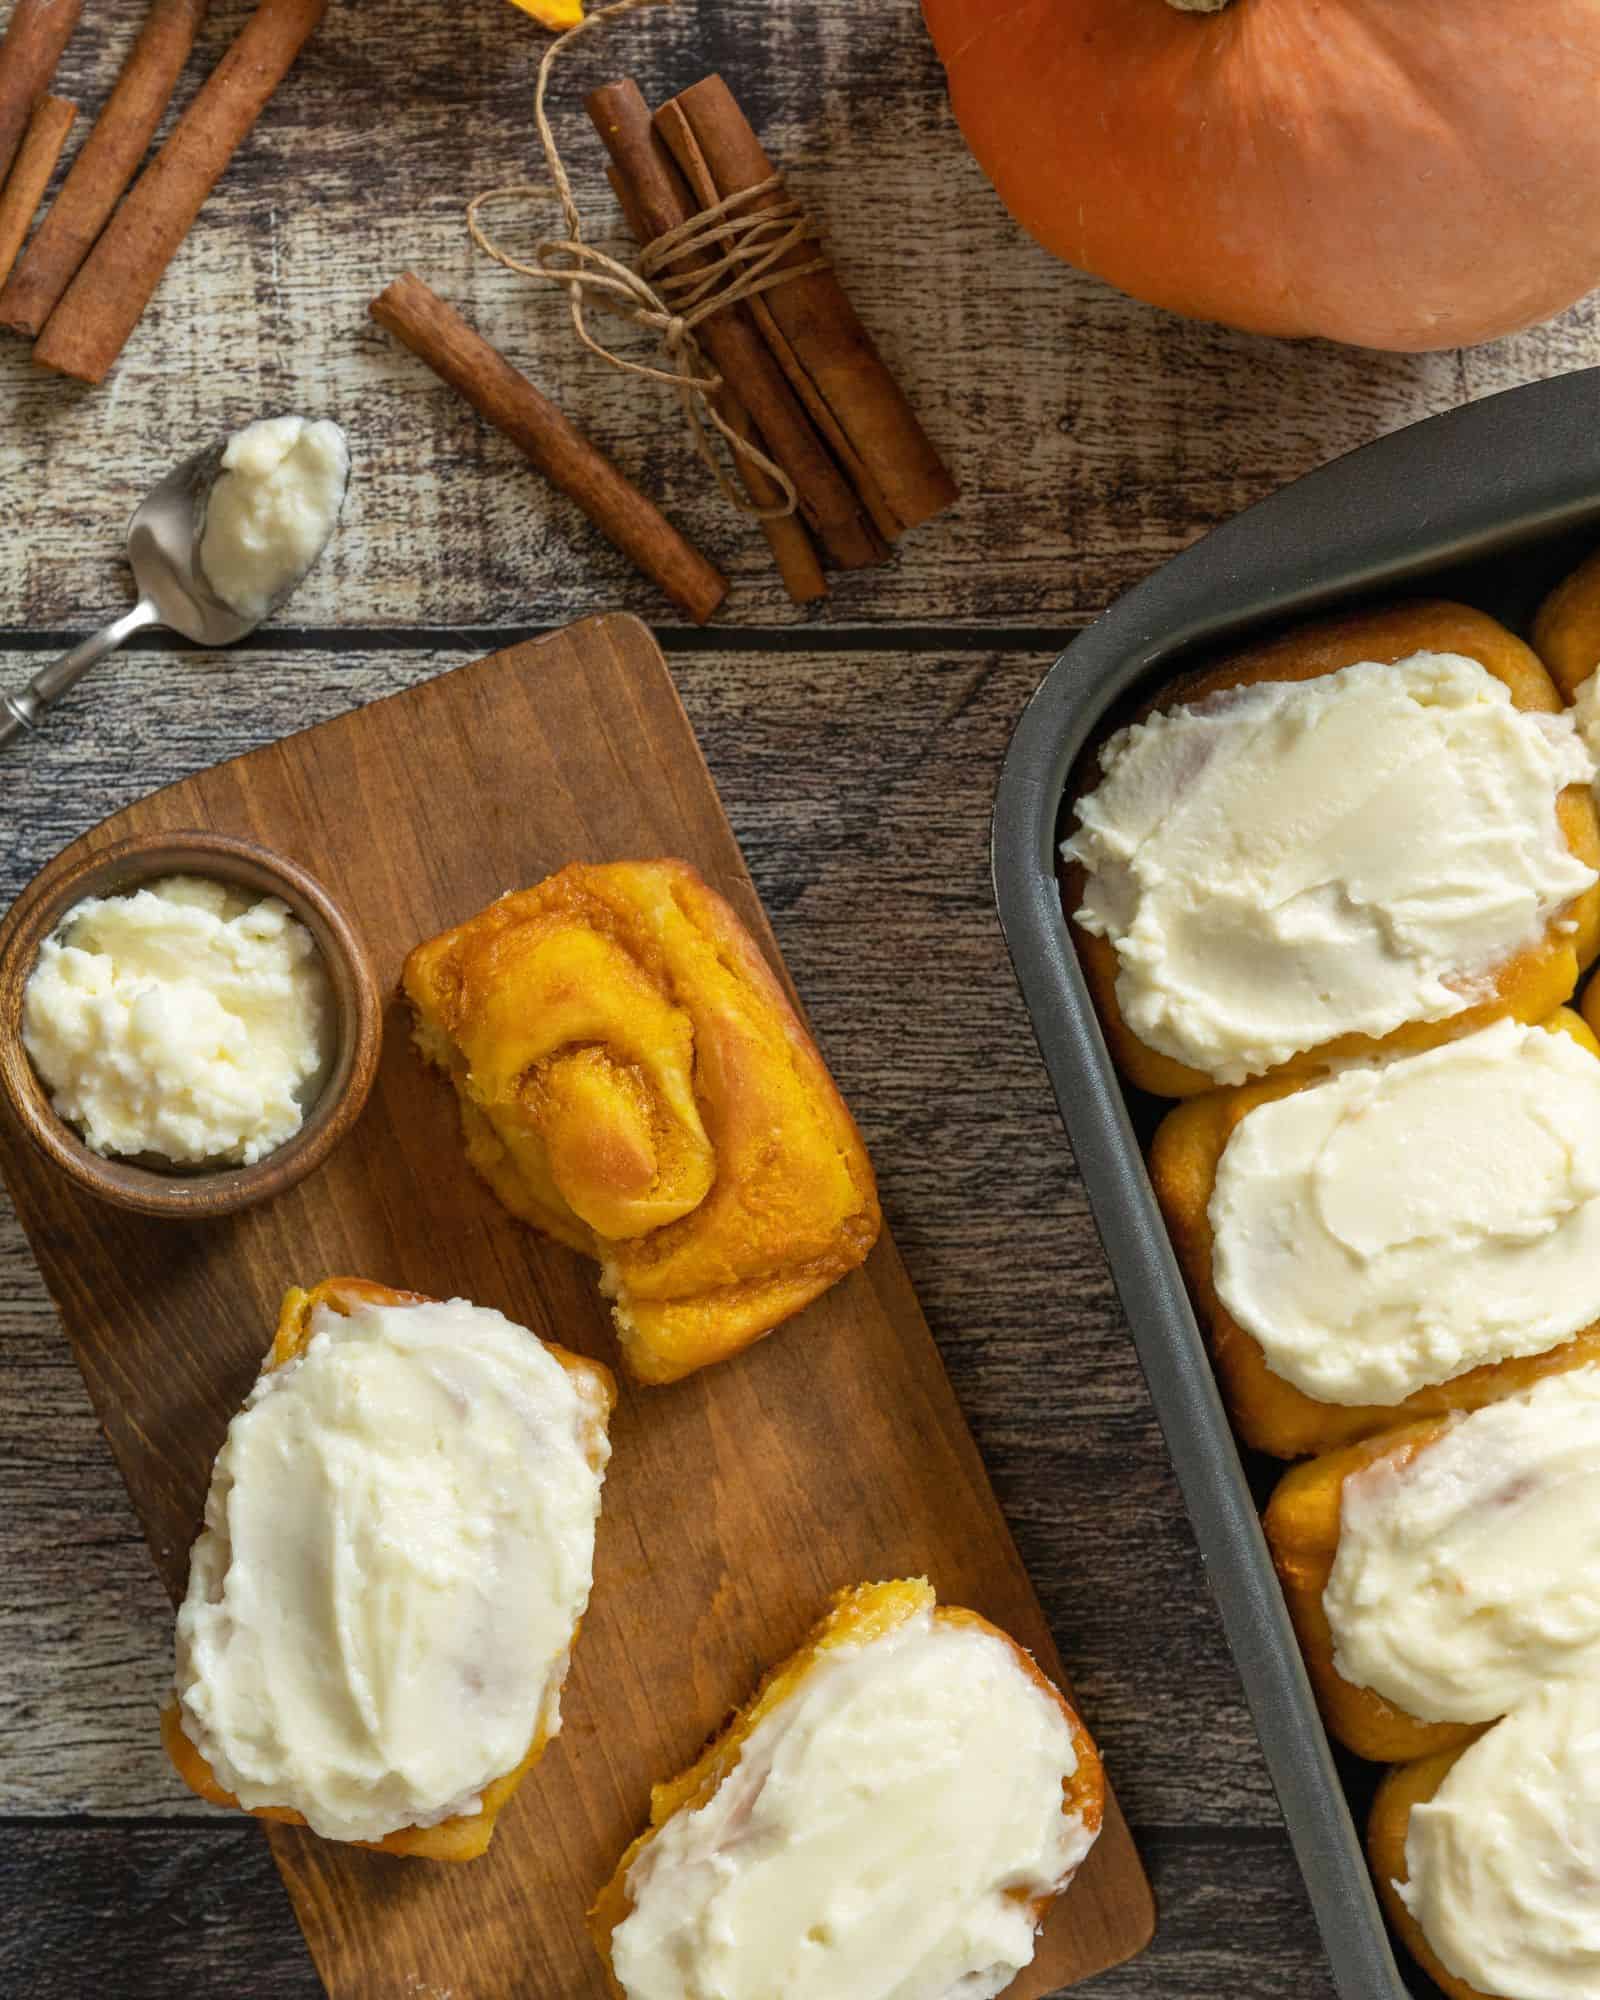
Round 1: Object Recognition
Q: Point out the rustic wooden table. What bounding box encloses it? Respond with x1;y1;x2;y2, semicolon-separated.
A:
4;3;1598;1996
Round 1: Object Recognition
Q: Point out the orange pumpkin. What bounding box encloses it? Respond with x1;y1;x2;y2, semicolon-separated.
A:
921;0;1600;351
506;0;582;23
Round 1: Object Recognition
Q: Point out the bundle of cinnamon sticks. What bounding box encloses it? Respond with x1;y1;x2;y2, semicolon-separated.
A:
0;0;327;382
589;74;958;605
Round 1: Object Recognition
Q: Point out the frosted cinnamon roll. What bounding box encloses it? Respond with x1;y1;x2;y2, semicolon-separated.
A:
590;1579;1103;2000
1065;603;1600;1098
1372;1683;1600;2000
1151;1010;1600;1456
1267;1362;1600;1761
1325;1368;1600;1721
163;1278;614;1859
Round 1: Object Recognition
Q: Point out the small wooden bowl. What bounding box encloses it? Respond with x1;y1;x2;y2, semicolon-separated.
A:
0;830;382;1219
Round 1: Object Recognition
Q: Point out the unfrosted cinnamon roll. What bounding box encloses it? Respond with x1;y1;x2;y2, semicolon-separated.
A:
403;860;881;1385
1534;543;1600;702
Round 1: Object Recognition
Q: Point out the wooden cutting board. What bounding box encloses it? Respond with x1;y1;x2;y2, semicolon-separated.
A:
0;615;1153;1999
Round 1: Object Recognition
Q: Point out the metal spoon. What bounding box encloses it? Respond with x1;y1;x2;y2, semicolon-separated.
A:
1;435;339;751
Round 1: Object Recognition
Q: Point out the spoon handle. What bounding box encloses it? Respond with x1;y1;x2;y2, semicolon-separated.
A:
1;599;163;749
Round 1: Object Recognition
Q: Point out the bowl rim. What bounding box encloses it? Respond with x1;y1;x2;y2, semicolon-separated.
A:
0;829;383;1219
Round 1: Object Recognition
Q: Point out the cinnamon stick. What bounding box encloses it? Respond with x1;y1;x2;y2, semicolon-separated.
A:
716;383;826;604
661;76;959;534
33;0;328;385
587;79;884;573
0;0;212;338
654;97;900;549
370;272;728;625
607;159;824;608
0;93;74;292
0;0;84;190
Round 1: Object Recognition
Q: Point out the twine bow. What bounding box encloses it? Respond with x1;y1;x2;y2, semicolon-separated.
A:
469;0;830;518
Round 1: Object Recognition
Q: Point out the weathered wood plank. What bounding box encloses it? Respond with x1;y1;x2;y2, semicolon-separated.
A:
12;8;1565;1984
1;0;1595;633
0;1824;1335;2000
0;641;1279;1845
1;620;1160;1996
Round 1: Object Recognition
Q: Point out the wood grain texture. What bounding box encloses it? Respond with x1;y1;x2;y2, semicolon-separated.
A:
10;5;1586;1991
1;639;1332;1993
32;0;329;384
0;620;1152;1997
1;0;1596;631
0;639;1281;1812
0;0;215;338
0;1825;1320;2000
369;270;728;622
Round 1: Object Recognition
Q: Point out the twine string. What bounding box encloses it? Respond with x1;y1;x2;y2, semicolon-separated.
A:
468;0;830;518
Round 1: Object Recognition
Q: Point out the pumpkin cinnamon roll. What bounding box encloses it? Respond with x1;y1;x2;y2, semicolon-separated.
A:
1370;1683;1600;2000
1265;1361;1600;1762
402;860;881;1385
1064;603;1600;1098
1149;1010;1600;1456
590;1579;1103;2000
1535;544;1600;704
164;1278;614;1859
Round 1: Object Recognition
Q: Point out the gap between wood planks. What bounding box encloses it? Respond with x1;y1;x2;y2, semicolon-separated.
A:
0;1814;1298;1843
0;624;1088;657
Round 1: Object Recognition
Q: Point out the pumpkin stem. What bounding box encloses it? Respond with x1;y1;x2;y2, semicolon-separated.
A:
1163;0;1233;10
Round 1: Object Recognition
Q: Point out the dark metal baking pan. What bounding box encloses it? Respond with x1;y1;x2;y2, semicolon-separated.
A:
992;366;1600;2000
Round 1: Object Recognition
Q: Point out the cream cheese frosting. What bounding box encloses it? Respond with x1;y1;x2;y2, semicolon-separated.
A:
609;1606;1094;2000
1400;1678;1600;2000
1571;668;1600;784
173;1295;609;1844
1325;1366;1600;1722
1209;1019;1600;1406
1065;651;1595;1084
199;415;349;622
22;875;331;1166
